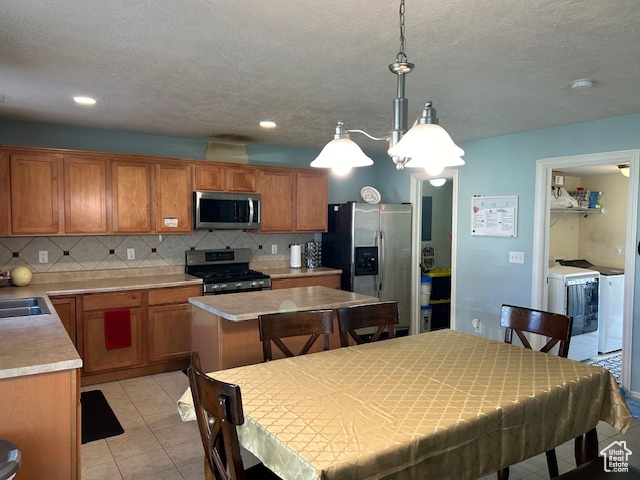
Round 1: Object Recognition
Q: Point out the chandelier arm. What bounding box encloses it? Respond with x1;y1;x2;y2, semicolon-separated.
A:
346;129;388;142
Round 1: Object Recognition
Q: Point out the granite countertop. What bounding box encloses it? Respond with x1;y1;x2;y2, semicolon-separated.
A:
189;285;378;321
0;273;202;380
258;266;341;279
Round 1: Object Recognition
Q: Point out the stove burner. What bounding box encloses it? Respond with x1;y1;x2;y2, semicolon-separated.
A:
185;248;271;294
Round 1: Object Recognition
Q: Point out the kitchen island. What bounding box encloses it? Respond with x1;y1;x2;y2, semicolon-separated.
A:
189;286;379;371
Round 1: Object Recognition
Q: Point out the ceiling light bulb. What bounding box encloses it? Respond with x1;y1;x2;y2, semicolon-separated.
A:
259;120;277;128
424;161;445;176
73;96;96;105
332;164;352;176
619;165;630;177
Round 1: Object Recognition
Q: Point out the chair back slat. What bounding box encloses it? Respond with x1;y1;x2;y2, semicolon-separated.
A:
188;351;246;480
500;304;573;358
336;302;399;347
258;309;334;361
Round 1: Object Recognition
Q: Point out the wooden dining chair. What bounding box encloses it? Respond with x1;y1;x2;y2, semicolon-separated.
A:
187;351;280;480
258;309;334;362
497;304;573;480
555;456;640;479
336;301;399;347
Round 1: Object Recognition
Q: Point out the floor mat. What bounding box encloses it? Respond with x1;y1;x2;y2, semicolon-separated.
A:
586;354;621;384
81;390;124;444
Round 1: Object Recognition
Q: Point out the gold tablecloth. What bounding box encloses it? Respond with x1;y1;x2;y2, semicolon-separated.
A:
178;330;630;480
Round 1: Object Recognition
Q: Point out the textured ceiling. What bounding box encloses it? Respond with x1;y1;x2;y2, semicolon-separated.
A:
1;0;640;156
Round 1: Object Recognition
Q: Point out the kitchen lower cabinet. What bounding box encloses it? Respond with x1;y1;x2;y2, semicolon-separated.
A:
50;296;77;346
82;291;144;374
271;273;341;290
0;369;80;480
148;285;201;363
80;285;200;385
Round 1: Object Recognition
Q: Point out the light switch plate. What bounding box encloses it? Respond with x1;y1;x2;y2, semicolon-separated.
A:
509;251;524;264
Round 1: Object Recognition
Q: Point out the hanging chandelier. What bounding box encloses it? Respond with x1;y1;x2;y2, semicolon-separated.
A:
310;0;464;176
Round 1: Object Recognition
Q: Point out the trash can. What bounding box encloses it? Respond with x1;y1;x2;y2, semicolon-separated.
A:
0;439;20;480
420;276;432;307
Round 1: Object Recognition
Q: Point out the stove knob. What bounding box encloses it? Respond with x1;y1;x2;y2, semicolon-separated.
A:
220;284;227;290
258;280;264;286
250;281;258;287
210;284;219;290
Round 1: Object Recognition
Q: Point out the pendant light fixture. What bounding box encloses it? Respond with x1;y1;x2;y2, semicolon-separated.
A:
311;0;464;176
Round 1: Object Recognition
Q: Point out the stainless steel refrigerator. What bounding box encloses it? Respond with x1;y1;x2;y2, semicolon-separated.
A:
322;202;412;329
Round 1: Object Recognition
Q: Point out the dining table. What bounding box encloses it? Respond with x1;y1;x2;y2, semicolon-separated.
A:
178;329;631;480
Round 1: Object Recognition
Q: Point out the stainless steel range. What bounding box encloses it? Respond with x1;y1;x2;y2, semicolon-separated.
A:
185;248;271;295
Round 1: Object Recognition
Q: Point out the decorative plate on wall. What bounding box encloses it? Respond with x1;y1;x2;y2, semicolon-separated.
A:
360;186;381;204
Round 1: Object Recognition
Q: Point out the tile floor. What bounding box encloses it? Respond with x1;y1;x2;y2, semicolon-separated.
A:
82;370;640;480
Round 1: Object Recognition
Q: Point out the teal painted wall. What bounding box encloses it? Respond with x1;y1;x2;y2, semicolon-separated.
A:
368;113;640;391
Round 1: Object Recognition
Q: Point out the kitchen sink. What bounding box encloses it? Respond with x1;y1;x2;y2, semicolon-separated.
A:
0;297;50;318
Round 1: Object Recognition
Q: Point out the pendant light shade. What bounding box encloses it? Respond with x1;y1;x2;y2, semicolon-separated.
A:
619;164;630;177
310;123;374;175
388;123;464;161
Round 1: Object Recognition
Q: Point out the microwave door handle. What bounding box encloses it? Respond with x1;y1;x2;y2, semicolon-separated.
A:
248;198;254;226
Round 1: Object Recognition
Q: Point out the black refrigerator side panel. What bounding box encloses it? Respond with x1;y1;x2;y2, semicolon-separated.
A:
322;204;354;291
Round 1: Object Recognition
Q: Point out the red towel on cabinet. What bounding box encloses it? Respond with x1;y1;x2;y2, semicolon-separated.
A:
104;309;132;349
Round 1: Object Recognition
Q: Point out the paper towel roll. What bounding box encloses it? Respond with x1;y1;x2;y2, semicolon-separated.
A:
290;244;302;268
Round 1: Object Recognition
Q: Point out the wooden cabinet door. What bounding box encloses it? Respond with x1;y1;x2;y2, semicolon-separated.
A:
148;303;192;363
227;167;257;192
271;274;340;290
0;152;9;236
10;153;60;234
295;171;328;231
194;164;225;191
64;156;108;233
259;170;294;232
51;296;77;346
155;163;191;232
83;308;144;373
112;160;152;232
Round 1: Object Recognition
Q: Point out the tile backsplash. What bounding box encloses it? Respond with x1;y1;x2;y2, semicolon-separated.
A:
0;231;315;273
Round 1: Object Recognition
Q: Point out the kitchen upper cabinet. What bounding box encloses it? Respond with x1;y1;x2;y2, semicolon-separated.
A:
64;156;108;233
295;171;328;231
112;160;152;233
194;163;257;192
9;153;61;234
155;163;192;232
259;169;295;232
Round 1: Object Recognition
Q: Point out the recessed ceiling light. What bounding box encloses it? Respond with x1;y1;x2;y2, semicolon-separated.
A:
73;96;97;105
569;78;596;90
259;120;277;129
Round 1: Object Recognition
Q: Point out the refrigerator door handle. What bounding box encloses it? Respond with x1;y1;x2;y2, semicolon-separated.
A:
379;230;384;291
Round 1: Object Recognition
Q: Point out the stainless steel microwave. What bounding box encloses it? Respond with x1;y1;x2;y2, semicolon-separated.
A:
193;192;261;229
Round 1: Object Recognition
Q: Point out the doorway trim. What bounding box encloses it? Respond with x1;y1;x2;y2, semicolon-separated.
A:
410;169;459;335
532;149;639;390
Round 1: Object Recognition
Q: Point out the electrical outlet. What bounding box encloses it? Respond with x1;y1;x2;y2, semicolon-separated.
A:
127;248;135;260
38;251;48;263
271;244;277;254
616;246;625;256
509;251;524;264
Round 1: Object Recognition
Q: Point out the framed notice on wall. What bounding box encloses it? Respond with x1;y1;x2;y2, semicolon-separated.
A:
471;195;518;237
